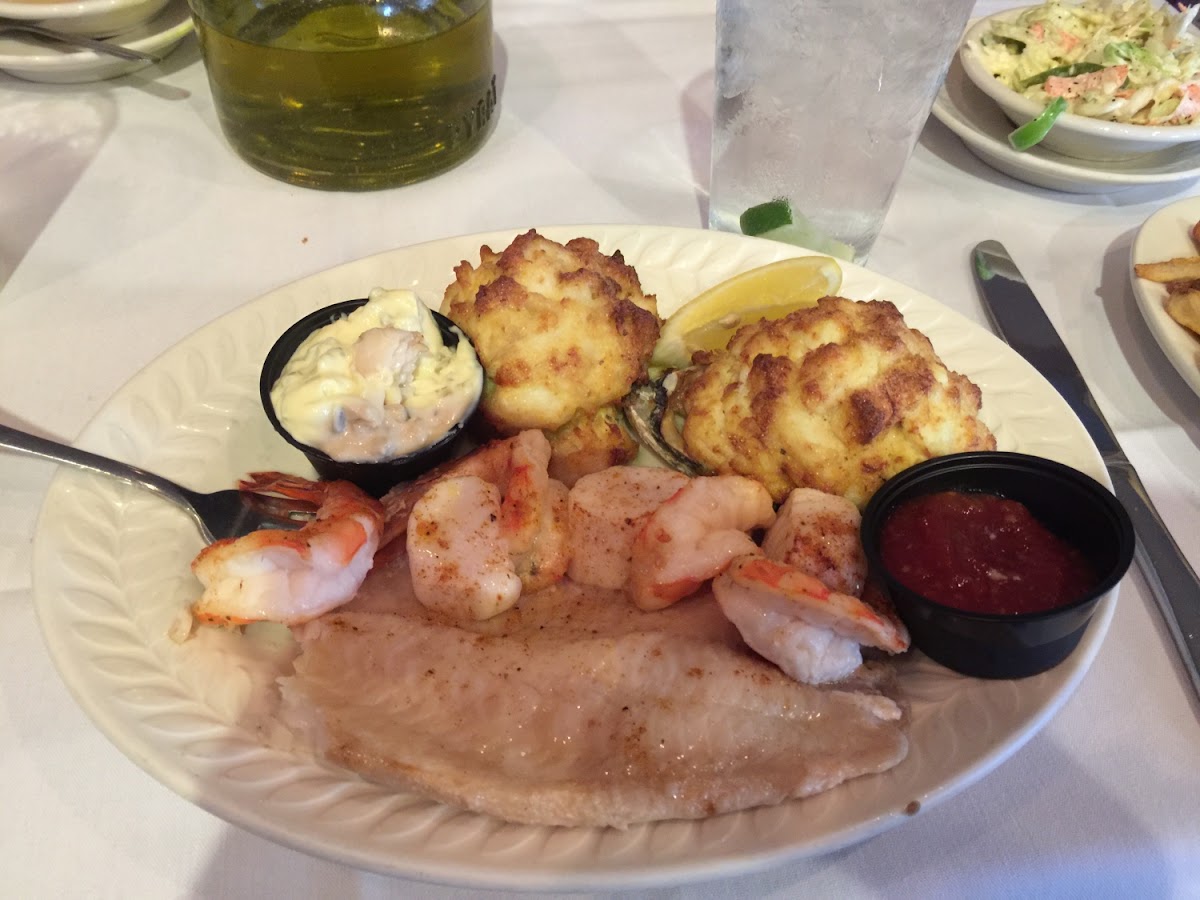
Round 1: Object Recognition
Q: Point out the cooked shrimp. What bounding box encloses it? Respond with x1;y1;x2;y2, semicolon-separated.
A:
761;487;866;596
190;473;384;627
407;475;524;620
379;430;556;553
713;556;910;684
629;475;775;611
567;465;689;590
514;478;570;593
461;428;553;557
397;430;569;607
718;585;864;685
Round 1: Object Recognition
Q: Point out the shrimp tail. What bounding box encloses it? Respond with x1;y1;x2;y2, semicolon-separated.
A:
238;471;326;502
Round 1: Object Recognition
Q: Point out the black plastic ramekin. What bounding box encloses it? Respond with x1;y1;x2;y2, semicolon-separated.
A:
860;451;1135;679
260;298;479;497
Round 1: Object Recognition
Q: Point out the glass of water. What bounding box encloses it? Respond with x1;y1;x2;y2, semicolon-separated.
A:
709;0;973;262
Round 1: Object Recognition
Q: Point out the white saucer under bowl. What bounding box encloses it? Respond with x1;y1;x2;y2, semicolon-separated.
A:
0;0;191;82
932;54;1200;194
0;0;169;37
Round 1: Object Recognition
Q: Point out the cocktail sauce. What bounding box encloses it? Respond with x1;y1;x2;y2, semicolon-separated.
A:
879;490;1097;615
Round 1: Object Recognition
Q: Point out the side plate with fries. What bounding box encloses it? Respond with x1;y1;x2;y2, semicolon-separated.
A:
1130;197;1200;400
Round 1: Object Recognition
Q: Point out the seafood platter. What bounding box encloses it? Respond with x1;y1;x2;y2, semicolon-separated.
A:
31;225;1130;888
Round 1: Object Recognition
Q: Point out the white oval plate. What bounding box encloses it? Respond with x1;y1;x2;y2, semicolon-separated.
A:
32;225;1115;891
0;0;191;82
933;54;1200;194
1130;196;1200;399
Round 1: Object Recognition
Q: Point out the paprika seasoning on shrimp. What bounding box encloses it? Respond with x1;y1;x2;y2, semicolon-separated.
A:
878;490;1097;615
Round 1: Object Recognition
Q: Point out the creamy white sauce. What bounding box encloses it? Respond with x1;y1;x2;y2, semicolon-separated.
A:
271;288;483;462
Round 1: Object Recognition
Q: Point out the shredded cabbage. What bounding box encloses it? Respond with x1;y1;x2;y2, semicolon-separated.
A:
969;0;1200;125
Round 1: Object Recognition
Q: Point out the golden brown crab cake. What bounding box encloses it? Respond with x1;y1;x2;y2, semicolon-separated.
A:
545;405;641;487
442;230;660;479
666;296;995;508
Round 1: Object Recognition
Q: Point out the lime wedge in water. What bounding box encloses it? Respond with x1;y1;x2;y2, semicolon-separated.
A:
738;199;855;261
739;198;795;236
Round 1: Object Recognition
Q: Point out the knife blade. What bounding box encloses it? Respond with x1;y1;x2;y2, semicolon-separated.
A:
972;239;1200;699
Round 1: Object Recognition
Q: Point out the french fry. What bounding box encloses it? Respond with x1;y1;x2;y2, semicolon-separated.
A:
1165;289;1200;337
1134;256;1200;282
1136;218;1200;341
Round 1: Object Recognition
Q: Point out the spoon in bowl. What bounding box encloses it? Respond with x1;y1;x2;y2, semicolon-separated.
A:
0;19;163;62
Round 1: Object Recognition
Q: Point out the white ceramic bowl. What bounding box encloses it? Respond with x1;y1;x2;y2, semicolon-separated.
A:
0;0;170;37
0;0;191;83
960;6;1200;161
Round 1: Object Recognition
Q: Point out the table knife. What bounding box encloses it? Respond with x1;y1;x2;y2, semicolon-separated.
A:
972;239;1200;700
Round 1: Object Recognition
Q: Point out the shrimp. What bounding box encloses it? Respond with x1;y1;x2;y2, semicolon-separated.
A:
379;430;559;558
761;487;866;596
713;556;910;685
1168;82;1200;124
407;475;524;621
1044;64;1127;100
628;475;775;611
400;431;570;613
567;465;689;590
190;473;384;627
476;430;570;591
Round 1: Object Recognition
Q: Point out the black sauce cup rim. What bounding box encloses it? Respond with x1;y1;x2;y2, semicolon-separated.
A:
860;451;1136;623
259;297;481;470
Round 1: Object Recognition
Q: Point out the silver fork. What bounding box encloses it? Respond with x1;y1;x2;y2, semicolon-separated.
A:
0;423;312;543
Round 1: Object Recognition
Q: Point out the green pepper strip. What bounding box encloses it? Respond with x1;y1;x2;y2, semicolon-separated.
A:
1019;62;1105;89
1008;97;1069;151
990;35;1026;52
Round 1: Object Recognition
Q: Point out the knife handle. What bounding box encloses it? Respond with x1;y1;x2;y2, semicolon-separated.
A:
1112;470;1200;698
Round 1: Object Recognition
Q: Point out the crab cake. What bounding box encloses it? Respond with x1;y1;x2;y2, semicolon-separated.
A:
666;296;995;508
545;406;641;486
443;230;660;482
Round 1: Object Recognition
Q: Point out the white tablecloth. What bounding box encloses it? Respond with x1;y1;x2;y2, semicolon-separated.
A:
3;1;1198;896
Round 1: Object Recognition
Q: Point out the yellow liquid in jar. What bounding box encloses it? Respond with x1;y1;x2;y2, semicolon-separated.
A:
191;0;496;190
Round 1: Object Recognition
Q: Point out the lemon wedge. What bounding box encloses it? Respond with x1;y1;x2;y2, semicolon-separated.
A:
651;255;842;371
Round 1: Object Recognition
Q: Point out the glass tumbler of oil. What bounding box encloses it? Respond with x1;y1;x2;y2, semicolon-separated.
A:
188;0;497;190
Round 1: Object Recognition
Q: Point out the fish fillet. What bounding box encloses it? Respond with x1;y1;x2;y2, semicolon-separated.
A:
280;558;908;828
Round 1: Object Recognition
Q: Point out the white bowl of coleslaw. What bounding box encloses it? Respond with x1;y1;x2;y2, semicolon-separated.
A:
960;0;1200;161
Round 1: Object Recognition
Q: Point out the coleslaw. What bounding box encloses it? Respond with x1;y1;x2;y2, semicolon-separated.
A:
971;0;1200;126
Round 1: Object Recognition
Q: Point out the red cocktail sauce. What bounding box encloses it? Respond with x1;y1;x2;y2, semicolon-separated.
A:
879;490;1097;615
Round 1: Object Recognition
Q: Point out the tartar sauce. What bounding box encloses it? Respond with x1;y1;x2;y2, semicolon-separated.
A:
270;288;483;462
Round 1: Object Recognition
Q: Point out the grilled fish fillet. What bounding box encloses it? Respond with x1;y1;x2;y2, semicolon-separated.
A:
280;557;908;828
